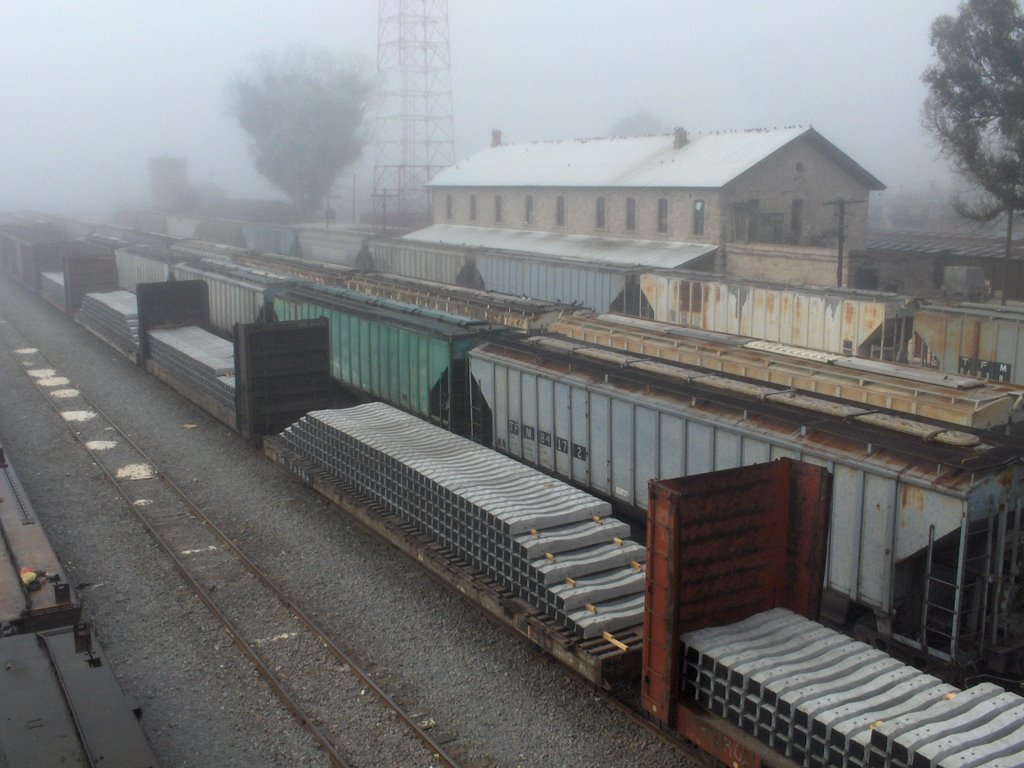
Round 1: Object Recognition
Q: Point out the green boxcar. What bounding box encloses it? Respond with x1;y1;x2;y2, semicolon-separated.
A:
273;285;505;432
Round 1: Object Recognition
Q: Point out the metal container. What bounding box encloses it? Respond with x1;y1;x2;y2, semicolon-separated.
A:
241;222;296;256
469;338;1024;670
272;284;505;432
295;228;368;266
114;245;176;292
641;272;916;358
914;303;1024;386
369;238;644;314
549;313;1024;431
171;259;282;338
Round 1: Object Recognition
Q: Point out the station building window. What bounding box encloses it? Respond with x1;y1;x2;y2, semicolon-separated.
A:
470;194;477;222
556;195;566;227
693;199;705;236
625;197;636;231
595;196;606;229
494;194;503;223
525;194;534;225
657;198;669;233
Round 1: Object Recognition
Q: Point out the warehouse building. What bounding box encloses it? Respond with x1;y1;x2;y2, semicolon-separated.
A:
421;126;885;285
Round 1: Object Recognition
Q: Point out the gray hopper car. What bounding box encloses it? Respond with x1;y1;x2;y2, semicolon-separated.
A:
469;337;1024;674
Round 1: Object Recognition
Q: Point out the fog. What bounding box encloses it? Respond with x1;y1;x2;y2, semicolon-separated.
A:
0;1;962;219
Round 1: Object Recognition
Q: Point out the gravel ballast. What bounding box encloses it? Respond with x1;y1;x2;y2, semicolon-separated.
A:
0;275;696;768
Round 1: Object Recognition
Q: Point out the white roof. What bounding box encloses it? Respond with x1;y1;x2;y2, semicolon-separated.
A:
403;224;717;269
428;127;884;190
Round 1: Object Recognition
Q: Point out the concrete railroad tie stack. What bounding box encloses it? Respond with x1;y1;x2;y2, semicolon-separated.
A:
146;326;236;411
76;291;141;355
39;272;67;313
280;403;646;639
681;608;1024;768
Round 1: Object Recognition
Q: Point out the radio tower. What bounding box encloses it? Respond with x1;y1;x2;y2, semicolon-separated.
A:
374;0;455;232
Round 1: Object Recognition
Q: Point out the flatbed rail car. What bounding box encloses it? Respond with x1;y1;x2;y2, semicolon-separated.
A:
270;282;511;434
549;313;1024;431
468;335;1024;677
262;407;647;690
0;441;159;767
640;270;918;359
132;281;334;442
35;237;121;318
0;442;78;634
0;222;73;291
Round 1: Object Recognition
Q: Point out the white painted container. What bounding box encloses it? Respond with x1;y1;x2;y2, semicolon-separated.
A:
641;272;916;357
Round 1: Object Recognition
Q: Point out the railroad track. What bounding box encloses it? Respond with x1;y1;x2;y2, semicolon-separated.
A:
0;316;463;768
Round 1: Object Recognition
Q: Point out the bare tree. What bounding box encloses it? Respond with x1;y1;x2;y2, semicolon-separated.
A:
226;46;373;217
923;0;1024;302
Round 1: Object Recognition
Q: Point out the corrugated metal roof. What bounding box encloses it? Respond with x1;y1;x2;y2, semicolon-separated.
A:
402;224;717;269
428;127;883;190
868;231;1024;261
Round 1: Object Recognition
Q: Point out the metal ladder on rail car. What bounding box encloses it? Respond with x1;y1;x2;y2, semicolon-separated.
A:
920;506;1017;669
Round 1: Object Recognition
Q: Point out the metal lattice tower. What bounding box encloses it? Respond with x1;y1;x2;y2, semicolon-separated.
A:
374;0;455;232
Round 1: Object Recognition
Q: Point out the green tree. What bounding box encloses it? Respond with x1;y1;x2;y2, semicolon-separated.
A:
226;46;373;217
923;0;1024;302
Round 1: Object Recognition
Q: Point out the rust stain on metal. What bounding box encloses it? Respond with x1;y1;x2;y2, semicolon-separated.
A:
640;459;832;729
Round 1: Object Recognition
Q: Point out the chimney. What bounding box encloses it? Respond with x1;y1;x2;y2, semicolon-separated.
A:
673;127;689;149
491;129;502;148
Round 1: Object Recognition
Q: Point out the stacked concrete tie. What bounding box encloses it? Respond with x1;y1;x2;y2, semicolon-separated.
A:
680;608;1024;767
76;291;140;356
146;326;235;410
279;402;646;639
39;272;67;313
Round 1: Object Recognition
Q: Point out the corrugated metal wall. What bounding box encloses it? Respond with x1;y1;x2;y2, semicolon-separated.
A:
641;273;911;355
114;249;171;292
914;306;1024;386
469;345;1021;621
172;263;266;338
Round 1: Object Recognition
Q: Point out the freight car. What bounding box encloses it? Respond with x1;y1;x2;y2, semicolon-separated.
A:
0;439;159;766
13;224;1024;765
640;270;918;359
270;282;509;434
296;225;716;314
270;403;1024;768
913;302;1024;387
468;334;1024;676
549;313;1024;432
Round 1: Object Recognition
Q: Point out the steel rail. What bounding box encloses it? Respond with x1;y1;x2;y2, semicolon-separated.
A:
0;316;461;768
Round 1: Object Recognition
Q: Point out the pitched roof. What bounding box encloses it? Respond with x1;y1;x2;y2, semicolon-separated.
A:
428;127;885;191
403;224;717;270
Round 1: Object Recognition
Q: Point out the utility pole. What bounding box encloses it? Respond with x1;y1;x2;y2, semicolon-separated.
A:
823;198;864;288
372;188;398;235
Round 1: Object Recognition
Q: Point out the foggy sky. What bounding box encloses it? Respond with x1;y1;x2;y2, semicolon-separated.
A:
0;1;963;218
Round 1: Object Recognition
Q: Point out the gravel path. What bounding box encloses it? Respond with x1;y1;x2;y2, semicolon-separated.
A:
0;274;696;768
